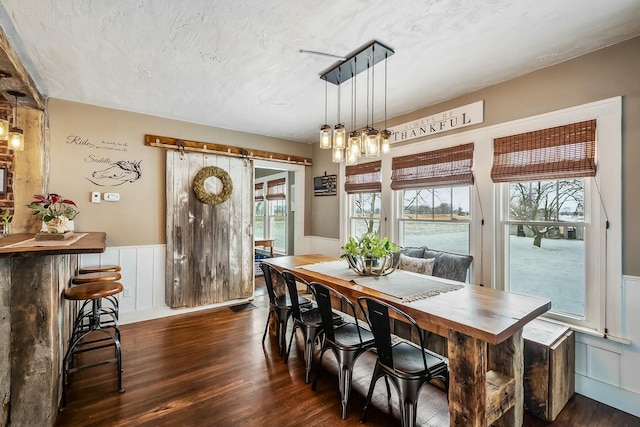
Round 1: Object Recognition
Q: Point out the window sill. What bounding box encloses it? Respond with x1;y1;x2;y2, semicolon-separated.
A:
538;315;632;345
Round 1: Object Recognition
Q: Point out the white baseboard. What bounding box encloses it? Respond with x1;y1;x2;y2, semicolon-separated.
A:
576;374;640;418
120;296;254;325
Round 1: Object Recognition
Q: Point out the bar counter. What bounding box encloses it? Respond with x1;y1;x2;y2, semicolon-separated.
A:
0;232;106;427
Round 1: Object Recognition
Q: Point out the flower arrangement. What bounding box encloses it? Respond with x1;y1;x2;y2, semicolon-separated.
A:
27;193;79;222
0;209;12;237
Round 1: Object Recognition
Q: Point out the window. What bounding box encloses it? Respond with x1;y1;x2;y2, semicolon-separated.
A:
400;187;470;254
392;143;474;254
254;183;265;240
266;177;287;253
493;120;599;326
345;161;381;238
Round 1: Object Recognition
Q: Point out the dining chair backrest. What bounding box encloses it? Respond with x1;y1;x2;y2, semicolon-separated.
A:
281;271;310;321
260;262;278;306
312;282;364;344
358;296;428;372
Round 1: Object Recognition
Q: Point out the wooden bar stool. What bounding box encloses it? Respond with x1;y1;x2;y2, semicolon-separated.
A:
78;265;121;274
72;270;122;321
61;281;125;409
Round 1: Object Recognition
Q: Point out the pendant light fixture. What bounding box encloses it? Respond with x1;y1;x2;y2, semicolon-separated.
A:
317;41;394;165
7;90;25;152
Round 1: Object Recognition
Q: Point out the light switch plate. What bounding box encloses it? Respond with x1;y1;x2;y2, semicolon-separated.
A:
91;192;101;203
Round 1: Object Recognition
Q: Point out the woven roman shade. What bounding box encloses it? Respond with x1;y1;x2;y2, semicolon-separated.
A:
390;143;474;190
344;160;382;194
254;183;264;201
266;178;286;200
490;120;596;182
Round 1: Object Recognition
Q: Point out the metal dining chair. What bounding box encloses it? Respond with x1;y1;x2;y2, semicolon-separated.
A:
310;282;376;419
260;262;311;356
357;296;449;427
282;271;342;383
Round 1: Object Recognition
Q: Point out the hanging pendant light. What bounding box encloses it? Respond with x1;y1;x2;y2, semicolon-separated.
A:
0;71;11;141
319;80;332;149
7;90;25;152
316;41;394;163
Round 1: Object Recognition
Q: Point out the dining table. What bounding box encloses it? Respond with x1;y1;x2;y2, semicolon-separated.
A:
263;254;551;427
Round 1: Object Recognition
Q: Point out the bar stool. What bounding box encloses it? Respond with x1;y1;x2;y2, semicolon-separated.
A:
61;281;125;409
78;265;121;274
72;270;122;321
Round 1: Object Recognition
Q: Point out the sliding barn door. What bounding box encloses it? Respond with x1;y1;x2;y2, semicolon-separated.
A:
165;151;253;308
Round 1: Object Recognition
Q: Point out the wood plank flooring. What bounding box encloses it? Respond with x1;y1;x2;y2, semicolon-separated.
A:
55;278;640;427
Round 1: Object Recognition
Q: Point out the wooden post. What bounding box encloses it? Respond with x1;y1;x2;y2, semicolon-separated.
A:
489;328;524;427
448;330;487;426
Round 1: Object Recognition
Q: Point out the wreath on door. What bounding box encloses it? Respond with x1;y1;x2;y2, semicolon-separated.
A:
192;166;233;205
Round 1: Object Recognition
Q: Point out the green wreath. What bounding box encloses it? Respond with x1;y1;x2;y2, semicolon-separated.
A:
193;166;233;205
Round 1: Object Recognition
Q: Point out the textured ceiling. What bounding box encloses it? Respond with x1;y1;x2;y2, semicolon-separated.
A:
1;0;639;143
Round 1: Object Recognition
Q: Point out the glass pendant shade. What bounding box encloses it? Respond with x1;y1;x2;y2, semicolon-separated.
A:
332;146;344;163
348;131;361;158
333;123;346;149
345;148;358;165
319;124;332;149
380;129;391;154
8;128;24;151
365;129;380;158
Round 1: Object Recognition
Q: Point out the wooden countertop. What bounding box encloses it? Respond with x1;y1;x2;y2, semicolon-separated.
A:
0;232;106;258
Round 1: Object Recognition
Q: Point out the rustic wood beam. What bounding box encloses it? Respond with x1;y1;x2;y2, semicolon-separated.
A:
145;134;313;166
0;26;45;110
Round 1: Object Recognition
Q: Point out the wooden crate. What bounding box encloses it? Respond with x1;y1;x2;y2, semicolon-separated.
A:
523;318;575;421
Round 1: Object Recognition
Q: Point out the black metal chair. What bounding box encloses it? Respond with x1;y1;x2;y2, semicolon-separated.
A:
282;271;342;383
310;282;375;419
357;296;449;427
260;262;311;356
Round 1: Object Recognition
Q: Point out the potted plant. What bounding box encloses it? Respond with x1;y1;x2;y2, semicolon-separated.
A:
27;193;79;233
341;232;400;276
0;209;12;237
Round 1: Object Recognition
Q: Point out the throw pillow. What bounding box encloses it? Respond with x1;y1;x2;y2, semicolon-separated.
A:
398;253;435;276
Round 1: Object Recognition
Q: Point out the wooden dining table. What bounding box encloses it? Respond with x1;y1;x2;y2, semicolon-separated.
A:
263;254;551;427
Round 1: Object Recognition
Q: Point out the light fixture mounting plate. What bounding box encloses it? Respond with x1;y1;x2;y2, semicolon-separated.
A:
7;90;26;98
320;40;394;86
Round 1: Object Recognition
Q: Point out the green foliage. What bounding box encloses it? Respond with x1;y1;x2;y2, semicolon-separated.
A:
341;232;400;259
27;193;79;222
0;209;12;225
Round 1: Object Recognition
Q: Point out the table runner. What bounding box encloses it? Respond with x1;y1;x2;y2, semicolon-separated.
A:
2;232;89;248
299;260;463;302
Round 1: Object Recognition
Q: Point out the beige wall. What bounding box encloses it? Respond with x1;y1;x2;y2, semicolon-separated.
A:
47;99;311;247
310;36;640;276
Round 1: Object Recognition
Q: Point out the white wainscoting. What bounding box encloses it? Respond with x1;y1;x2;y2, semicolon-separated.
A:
574;275;640;417
82;243;640;418
78;244;252;325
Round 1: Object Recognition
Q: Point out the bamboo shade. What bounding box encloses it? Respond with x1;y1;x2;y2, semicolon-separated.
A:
390;143;474;190
344;160;382;194
266;177;286;200
490;120;596;182
254;182;264;201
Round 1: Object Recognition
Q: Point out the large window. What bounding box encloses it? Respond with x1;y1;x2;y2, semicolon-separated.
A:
493;120;599;327
345;161;382;239
254;183;265;240
392;143;474;255
266;177;287;253
504;179;586;317
400;186;470;254
350;192;381;238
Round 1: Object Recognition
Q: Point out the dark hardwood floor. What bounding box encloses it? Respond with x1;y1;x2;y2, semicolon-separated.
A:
55;277;640;427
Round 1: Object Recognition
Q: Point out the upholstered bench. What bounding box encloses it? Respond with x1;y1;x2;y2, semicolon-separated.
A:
396;245;473;282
